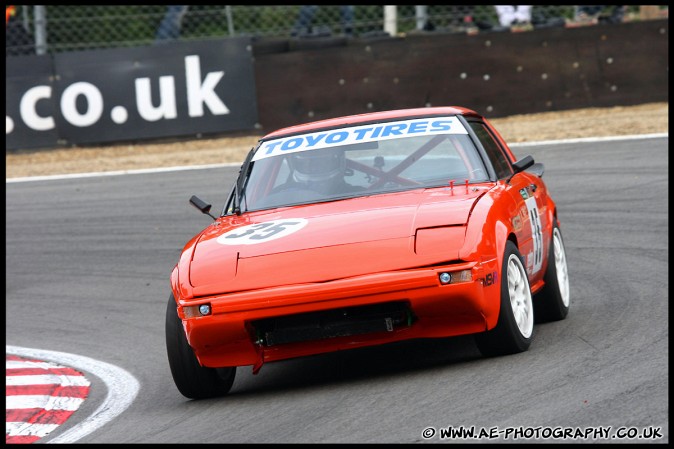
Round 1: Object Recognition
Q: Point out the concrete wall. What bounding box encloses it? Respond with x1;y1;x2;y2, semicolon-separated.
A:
253;19;669;132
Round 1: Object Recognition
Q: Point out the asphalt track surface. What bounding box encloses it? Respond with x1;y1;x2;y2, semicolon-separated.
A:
5;136;668;443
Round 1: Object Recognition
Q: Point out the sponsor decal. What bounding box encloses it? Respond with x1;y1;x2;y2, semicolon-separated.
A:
216;219;308;245
525;197;543;274
512;214;522;232
525;250;534;275
253;116;468;161
483;271;498;286
519;188;530;200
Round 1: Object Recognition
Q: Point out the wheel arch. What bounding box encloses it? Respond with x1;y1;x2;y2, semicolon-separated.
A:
484;230;521;330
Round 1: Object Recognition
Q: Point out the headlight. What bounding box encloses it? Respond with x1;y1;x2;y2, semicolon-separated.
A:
438;269;472;285
183;303;212;318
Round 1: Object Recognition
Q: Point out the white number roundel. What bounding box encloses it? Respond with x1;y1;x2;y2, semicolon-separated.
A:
216;219;308;245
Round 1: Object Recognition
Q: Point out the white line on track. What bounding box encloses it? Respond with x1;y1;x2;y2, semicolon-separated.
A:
509;132;668;147
6;161;241;183
6;373;92;386
5;133;668;184
5;345;140;444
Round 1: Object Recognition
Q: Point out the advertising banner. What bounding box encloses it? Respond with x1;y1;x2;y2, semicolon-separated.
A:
6;37;258;150
6;55;60;150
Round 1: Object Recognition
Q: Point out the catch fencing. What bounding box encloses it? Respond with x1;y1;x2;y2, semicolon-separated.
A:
6;5;665;56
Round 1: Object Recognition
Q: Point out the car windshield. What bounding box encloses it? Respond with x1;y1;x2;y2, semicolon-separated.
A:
238;116;489;212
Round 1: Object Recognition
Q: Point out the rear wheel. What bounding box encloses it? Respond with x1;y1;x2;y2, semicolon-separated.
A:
475;240;534;356
165;294;235;399
534;221;570;323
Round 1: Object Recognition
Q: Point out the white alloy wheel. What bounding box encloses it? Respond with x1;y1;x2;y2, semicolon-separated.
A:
507;254;534;339
552;228;570;308
475;240;534;356
534;221;571;323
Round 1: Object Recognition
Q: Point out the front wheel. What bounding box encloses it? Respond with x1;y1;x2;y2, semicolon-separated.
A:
165;294;236;399
475;240;534;357
534;221;570;323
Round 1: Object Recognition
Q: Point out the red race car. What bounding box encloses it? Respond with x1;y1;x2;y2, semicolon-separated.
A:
166;106;570;399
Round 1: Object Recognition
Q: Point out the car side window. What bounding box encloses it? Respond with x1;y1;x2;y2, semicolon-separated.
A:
469;122;513;179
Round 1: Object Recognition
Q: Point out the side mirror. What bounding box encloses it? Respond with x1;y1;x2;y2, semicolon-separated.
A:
512;155;535;174
189;195;217;220
528;162;545;177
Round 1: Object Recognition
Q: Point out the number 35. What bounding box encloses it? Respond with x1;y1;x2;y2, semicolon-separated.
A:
225;221;300;241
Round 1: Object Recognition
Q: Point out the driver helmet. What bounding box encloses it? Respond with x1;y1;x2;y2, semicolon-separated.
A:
289;148;345;187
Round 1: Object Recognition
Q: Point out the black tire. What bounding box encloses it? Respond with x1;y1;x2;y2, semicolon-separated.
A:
534;220;570;323
165;294;235;399
475;240;534;357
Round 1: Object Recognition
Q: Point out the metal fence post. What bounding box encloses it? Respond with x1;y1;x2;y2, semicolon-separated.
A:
415;5;427;30
34;5;47;55
384;5;397;36
225;5;235;36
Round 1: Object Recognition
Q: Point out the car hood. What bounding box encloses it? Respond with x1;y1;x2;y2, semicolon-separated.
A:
187;187;489;296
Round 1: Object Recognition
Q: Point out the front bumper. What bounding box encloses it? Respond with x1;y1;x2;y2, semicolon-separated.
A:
175;259;499;369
